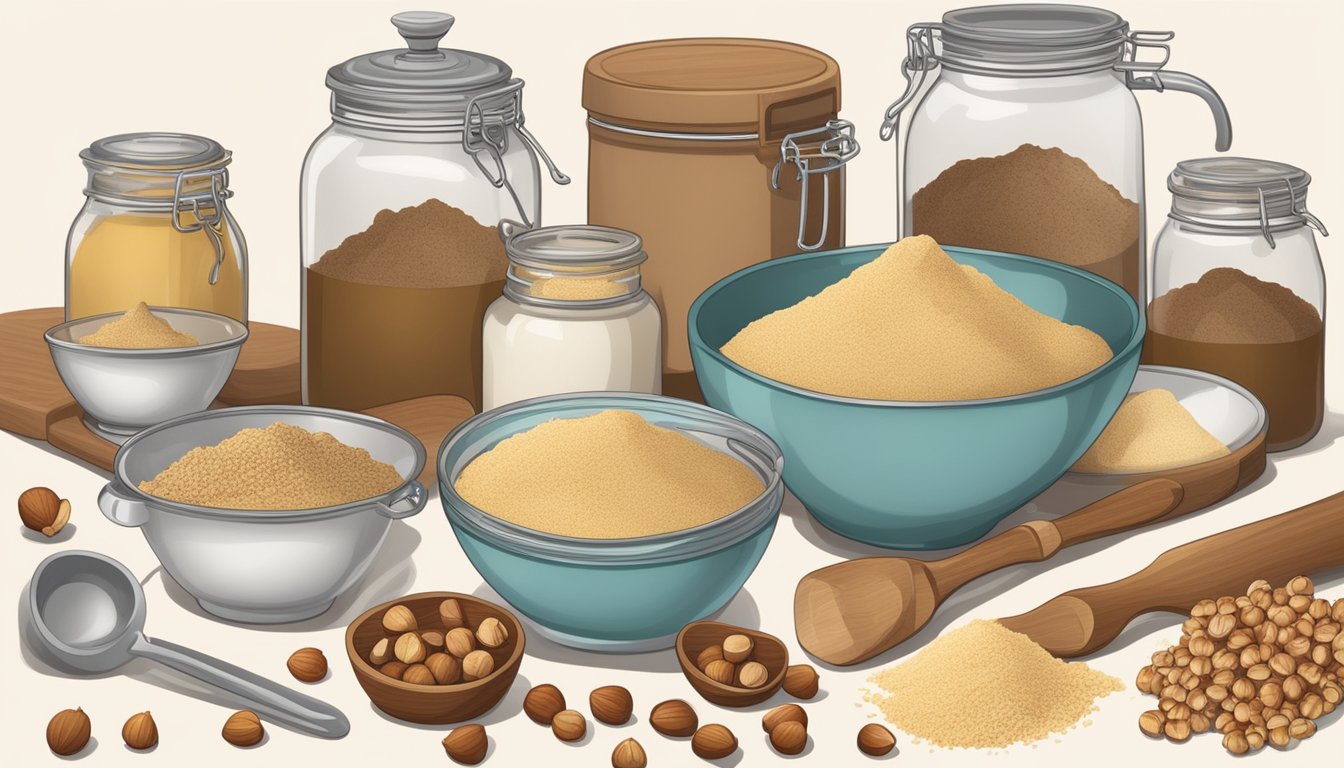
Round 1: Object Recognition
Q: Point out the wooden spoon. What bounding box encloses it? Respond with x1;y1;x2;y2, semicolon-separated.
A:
999;489;1344;657
795;478;1184;665
676;620;788;707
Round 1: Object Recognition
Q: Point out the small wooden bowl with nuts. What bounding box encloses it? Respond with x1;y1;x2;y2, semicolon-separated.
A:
676;620;787;707
346;591;525;724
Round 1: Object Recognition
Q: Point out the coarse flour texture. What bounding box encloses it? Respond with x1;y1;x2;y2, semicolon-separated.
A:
721;235;1113;401
1074;389;1230;474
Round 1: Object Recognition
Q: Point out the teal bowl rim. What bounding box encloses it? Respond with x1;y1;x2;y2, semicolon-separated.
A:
437;392;786;565
688;242;1145;409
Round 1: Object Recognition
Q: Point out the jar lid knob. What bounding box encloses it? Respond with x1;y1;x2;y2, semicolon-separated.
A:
391;11;454;54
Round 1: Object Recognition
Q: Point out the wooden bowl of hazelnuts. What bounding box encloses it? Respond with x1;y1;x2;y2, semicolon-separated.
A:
676;620;788;707
346;591;525;724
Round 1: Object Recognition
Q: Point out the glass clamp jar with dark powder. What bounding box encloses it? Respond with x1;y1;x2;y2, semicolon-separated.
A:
301;11;568;411
1145;157;1329;451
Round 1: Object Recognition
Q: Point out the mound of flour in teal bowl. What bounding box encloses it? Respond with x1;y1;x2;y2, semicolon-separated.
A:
689;239;1142;550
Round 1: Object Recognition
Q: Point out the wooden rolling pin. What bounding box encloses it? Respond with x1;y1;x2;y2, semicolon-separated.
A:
998;490;1344;657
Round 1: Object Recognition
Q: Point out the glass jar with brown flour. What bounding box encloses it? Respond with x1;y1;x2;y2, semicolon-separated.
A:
880;4;1232;305
1145;157;1329;452
301;11;568;411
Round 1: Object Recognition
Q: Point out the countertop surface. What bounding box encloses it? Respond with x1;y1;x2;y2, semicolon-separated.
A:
4;419;1343;767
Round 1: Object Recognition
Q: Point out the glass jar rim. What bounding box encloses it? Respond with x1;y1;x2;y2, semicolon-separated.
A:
936;3;1129;75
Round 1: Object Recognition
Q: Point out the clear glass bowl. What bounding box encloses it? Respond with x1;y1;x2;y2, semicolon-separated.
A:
437;393;784;652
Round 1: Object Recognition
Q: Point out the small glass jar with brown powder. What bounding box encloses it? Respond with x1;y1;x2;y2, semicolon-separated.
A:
1145;157;1329;451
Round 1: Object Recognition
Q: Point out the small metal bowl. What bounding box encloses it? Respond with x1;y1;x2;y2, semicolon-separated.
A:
45;307;247;441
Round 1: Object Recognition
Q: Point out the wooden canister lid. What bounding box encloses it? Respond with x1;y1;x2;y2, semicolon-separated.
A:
583;38;841;137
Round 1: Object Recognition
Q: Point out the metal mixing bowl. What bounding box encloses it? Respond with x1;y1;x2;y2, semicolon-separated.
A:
98;406;427;624
45;307;247;439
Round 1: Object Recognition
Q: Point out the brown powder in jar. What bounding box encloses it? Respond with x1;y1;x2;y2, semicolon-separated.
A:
138;422;403;510
912;144;1141;299
453;410;764;538
77;301;198;348
304;198;506;411
1148;267;1322;344
309;198;506;289
1074;389;1230;474
1145;267;1325;451
866;620;1122;749
719;235;1113;401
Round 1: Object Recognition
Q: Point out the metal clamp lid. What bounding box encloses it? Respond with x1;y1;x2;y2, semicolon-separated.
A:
770;119;860;251
1168;157;1329;248
463;80;570;228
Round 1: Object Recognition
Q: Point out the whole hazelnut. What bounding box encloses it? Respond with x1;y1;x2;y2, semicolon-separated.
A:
462;649;495;681
394;631;426;664
783;664;820;699
524;684;567;725
19;487;70;537
590;685;634;725
552;709;587;742
446;627;477;658
402;663;436;686
738;661;769;689
612;737;648;768
649;699;698;737
122;711;158;750
382;604;418;633
697;644;725;669
691;723;737;759
770;720;808;755
476;617;509;648
222;710;264;747
439;598;467;630
857;723;896;756
722;634;754;663
286;647;327;683
762;703;808;733
426;652;462;685
442;723;488;765
703;659;736;685
46;707;91;756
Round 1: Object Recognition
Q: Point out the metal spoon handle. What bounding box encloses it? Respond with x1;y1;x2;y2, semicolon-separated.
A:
130;634;349;738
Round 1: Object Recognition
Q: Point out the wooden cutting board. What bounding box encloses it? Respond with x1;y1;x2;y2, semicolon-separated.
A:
0;307;473;484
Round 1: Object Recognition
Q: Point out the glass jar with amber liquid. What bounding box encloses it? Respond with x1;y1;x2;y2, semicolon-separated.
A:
66;133;247;321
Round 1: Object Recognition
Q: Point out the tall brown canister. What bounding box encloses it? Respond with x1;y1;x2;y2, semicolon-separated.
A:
584;39;858;401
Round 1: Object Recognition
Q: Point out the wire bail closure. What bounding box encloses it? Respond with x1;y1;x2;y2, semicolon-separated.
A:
171;167;230;285
464;79;570;228
771;119;860;251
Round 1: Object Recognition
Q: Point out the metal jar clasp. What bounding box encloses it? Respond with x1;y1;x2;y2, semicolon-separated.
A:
171;167;231;285
464;79;570;228
771;119;861;251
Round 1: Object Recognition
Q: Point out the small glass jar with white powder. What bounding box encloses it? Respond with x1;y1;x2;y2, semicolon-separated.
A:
482;223;661;410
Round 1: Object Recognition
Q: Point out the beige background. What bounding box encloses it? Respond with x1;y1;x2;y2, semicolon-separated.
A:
2;0;1341;765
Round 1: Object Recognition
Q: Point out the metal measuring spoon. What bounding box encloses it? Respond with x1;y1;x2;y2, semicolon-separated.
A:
27;550;349;739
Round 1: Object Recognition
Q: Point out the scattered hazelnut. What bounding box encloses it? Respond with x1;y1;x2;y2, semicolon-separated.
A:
769;720;808;755
382;604;418;633
446;627;477;658
696;644;724;669
524;684;567;725
286;647;327;683
476;616;509;648
440;598;466;630
426;652;462;685
462;649;495;681
394;631;426;664
421;630;445;650
738;660;769;688
649;699;698;737
552;709;587;742
722;633;753;663
122;711;158;750
46;707;91;756
857;723;895;756
611;737;647;768
402;663;436;686
19;487;70;537
703;659;736;685
369;637;391;665
691;723;737;759
783;664;820;699
222;710;264;747
380;660;408;679
762;703;807;733
590;685;634;725
442;723;488;765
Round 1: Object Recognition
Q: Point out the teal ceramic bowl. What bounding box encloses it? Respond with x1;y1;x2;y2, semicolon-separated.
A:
438;393;785;652
688;243;1143;550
